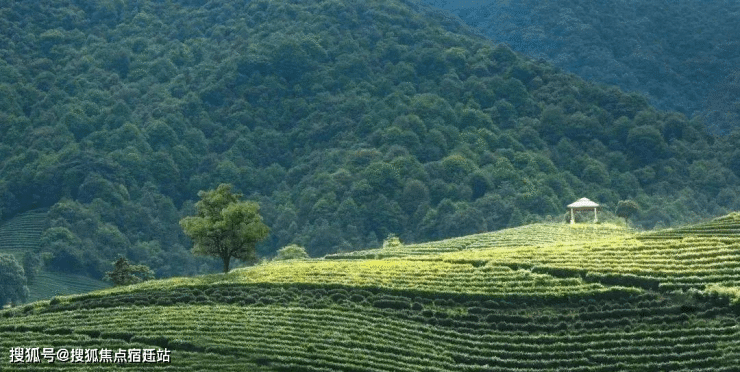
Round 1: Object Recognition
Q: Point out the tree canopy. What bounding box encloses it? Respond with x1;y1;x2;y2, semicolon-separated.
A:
0;0;738;281
103;256;154;286
616;200;640;223
428;0;740;134
0;254;29;306
180;184;269;273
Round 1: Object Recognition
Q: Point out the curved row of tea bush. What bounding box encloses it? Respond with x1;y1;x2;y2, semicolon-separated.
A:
4;217;740;370
327;223;634;259
2;290;740;371
426;219;740;293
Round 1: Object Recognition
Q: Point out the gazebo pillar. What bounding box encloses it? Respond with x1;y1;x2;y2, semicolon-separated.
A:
594;207;598;223
570;208;574;224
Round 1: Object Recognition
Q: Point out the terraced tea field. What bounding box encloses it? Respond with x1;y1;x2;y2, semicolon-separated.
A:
3;216;740;371
26;272;110;303
0;209;110;302
326;223;633;259
0;209;47;260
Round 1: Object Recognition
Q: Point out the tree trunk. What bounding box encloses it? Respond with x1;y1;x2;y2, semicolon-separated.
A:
222;255;230;273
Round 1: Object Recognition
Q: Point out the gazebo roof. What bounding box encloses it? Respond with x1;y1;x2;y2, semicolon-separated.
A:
567;197;600;209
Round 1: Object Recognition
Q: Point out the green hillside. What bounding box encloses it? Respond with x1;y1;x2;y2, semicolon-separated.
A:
1;0;739;282
3;217;740;371
423;0;740;134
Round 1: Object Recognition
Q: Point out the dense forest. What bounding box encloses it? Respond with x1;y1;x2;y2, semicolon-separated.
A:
425;0;740;134
1;0;739;279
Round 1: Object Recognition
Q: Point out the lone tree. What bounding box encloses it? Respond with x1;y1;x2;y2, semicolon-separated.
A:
180;183;269;273
616;200;640;223
104;256;154;286
0;254;29;307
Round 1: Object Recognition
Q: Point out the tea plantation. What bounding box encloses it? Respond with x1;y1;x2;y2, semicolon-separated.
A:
3;216;740;371
0;210;110;302
0;209;46;261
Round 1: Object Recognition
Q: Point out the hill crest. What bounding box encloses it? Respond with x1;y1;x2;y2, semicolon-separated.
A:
3;216;740;371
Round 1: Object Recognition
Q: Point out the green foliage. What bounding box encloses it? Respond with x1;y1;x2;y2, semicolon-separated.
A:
103;256;154;286
616;200;640;222
0;254;28;306
433;0;740;134
627;125;667;162
180;184;269;273
362;161;401;195
581;160;610;186
0;0;736;286
440;154;476;183
21;252;42;285
382;234;403;249
274;244;309;261
40;226;86;274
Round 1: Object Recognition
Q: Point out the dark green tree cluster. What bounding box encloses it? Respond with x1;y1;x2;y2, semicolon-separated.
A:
616;200;640;223
0;0;738;280
0;254;29;306
103;256;154;286
426;0;740;134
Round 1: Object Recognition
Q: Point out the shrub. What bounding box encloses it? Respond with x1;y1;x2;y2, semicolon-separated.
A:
373;299;410;310
349;294;365;303
382;234;403;249
274;244;309;260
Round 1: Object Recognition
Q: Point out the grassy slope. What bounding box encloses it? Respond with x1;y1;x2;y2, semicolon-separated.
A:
0;210;110;303
3;218;740;371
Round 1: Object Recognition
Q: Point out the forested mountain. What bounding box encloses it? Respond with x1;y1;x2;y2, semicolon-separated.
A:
424;0;740;134
1;0;739;280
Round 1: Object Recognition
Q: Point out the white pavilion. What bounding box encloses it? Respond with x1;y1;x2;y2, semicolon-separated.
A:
567;197;600;224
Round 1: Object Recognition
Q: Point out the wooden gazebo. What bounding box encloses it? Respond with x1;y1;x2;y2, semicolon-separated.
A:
567;198;600;224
